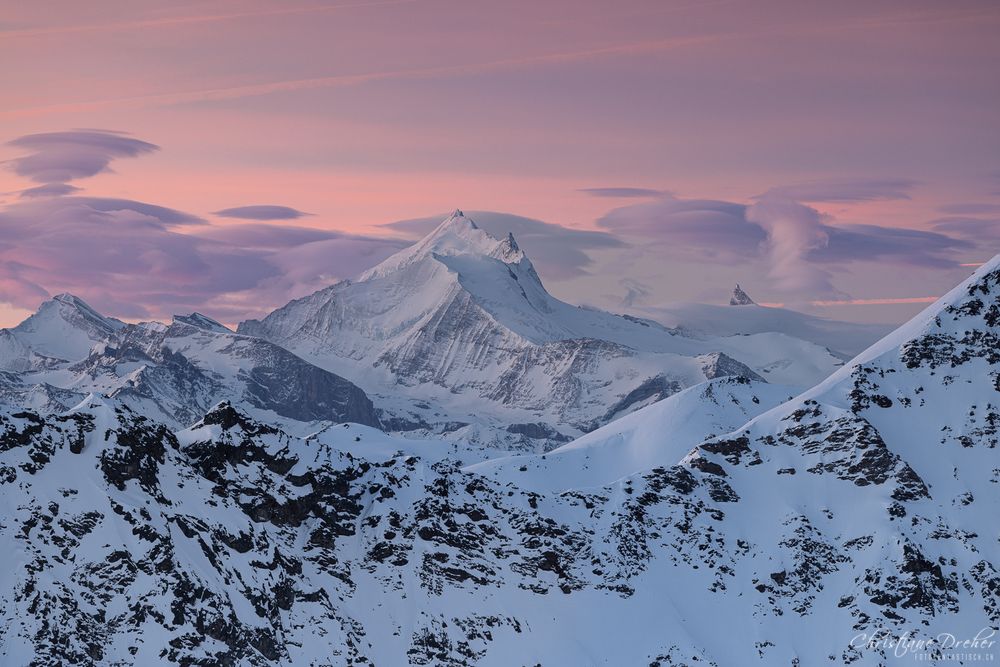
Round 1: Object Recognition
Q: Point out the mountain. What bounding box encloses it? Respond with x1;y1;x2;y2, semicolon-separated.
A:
239;210;846;448
1;293;124;368
0;212;857;453
0;296;379;428
729;283;756;306
1;256;998;665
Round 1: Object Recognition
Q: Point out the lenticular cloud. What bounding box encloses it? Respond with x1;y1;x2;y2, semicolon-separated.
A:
6;130;159;186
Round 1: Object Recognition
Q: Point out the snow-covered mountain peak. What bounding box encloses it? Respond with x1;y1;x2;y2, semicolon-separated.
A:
358;209;526;281
38;293;123;332
447;207;471;226
9;292;124;363
236;210;853;448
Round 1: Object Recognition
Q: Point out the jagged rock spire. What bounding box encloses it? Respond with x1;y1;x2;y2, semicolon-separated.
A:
729;284;755;306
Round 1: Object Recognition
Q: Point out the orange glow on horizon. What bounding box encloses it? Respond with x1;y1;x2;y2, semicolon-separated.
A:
759;296;940;308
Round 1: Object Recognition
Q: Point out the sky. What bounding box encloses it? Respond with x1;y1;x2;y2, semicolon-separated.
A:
1;0;998;326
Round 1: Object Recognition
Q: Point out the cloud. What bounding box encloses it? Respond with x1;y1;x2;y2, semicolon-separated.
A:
596;196;765;260
0;197;253;318
195;223;355;248
818;224;972;267
4;34;727;119
18;183;82;198
619;278;651;307
0;197;411;321
196;223;411;286
597;193;975;296
384;210;624;279
746;197;835;294
937;203;1000;215
212;205;311;220
5;130;158;184
758;177;918;203
0;128;413;322
578;187;667;198
68;196;205;225
0;0;419;38
931;216;1000;242
264;236;410;288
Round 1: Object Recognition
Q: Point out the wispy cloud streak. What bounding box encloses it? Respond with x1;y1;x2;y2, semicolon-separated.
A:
1;35;721;118
0;0;419;38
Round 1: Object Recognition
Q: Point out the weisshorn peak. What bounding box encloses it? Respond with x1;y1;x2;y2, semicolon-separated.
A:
238;210;846;450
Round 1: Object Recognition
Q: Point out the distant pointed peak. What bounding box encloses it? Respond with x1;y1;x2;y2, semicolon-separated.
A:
729;284;756;306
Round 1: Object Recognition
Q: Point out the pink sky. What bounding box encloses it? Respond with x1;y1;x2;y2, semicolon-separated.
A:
1;0;998;326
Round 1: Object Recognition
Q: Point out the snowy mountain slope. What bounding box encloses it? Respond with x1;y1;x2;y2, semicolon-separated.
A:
1;257;997;665
0;293;124;369
469;376;800;493
0;297;379;428
239;210;844;448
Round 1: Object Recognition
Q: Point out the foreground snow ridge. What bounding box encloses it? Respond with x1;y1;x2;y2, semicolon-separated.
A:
1;252;998;664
